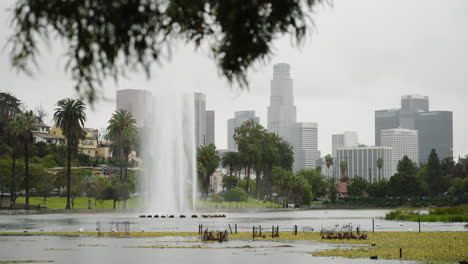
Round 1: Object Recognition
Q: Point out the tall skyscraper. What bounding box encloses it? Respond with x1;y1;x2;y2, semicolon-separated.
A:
205;110;215;146
332;134;344;158
227;111;260;151
194;92;206;147
381;128;418;175
375;95;453;163
415;111;453;163
332;131;358;157
375;109;400;146
399;95;429;129
334;146;392;181
267;63;297;145
294;122;320;171
116;89;152;127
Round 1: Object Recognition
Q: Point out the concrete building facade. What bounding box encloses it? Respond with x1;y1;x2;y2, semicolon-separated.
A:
375;95;453;163
294;122;320;171
206;110;215;146
381;128;418;175
332;131;358;157
334;146;392;182
116;89;151;127
415;111;453;163
267;63;297;145
194;92;206;147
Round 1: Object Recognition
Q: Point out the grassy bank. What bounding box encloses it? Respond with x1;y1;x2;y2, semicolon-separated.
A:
1;231;466;263
196;198;282;209
13;197;281;210
15;197;141;210
385;206;468;222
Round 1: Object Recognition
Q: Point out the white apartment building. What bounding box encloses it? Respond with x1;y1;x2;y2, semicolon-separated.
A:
294;122;320;171
334;146;392;182
381;128;418;175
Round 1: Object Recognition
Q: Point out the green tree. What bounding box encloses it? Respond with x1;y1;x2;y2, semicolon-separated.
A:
19;110;37;209
328;179;338;203
106;110;138;181
388;156;426;197
367;179;389;198
302;184;313;205
197;144;219;198
9;1;323;103
224;187;248;207
448;178;467;198
340;160;348;179
222;174;238;190
424;149;450;196
234;120;263;194
7;115;24;208
347;176;368;196
376;157;383;181
105;110;138;209
221;151;238;177
296;169;327;197
53;98;87;209
324;154;333;179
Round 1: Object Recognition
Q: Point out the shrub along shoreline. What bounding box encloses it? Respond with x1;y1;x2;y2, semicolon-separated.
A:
385;206;468;222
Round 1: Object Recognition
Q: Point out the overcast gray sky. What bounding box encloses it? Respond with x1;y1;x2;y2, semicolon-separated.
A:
1;0;467;157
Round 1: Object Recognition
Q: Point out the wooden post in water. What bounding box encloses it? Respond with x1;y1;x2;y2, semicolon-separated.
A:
235;224;237;234
259;225;262;236
372;218;374;233
399;248;402;258
253;226;255;239
272;225;274;237
294;225;297;236
228;224;233;234
277;225;279;237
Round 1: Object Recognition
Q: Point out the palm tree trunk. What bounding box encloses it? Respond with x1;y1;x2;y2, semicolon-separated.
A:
245;166;250;194
123;153;129;209
24;141;30;210
65;147;72;209
10;148;16;209
255;169;261;200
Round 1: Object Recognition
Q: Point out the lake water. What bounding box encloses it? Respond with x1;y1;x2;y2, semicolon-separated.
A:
0;209;464;264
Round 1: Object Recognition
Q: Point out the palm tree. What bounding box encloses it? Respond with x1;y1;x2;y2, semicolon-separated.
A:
377;157;383;181
8;115;24;209
20;111;37;209
105;110;138;209
325;154;333;179
53;98;87;209
105;110;138;182
221;151;237;177
340;160;348;180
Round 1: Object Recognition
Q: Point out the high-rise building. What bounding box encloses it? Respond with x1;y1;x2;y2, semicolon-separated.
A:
294;122;320;171
381;128;418;175
194;92;206;147
399;95;429;129
227;111;260;151
332;131;358;157
267;63;297;145
334;146;392;182
206;110;215;146
116;89;152;127
375;109;400;146
415;111;453;163
375;95;453;163
332;134;344;158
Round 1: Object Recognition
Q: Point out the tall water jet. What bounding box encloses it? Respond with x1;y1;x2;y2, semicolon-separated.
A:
141;90;197;213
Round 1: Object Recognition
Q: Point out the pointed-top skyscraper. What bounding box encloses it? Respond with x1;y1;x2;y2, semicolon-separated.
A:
267;63;297;145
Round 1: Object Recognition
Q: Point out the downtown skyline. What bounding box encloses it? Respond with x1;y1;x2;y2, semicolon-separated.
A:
1;0;467;158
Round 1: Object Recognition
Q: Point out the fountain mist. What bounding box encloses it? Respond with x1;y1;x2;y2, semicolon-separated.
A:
141;91;197;213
